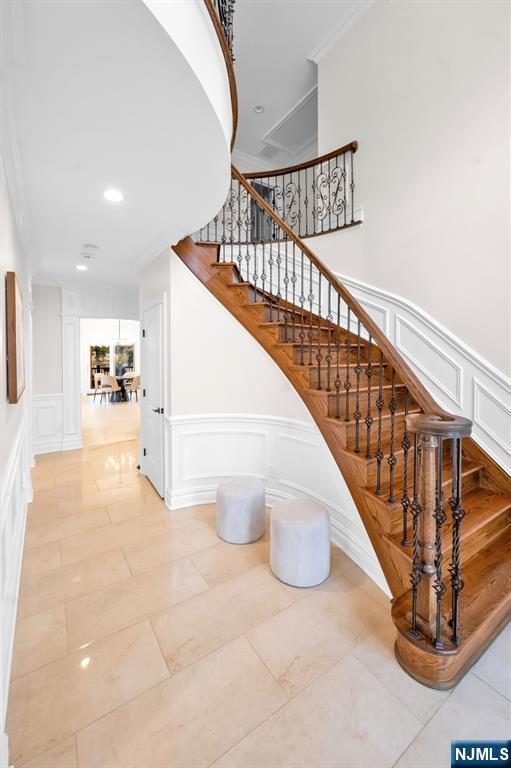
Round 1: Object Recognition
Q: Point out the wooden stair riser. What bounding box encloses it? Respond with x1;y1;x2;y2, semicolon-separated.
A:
324;387;416;421
385;465;483;537
263;323;352;345
308;362;392;388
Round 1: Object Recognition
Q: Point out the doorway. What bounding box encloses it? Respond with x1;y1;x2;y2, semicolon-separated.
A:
140;293;166;497
79;318;141;449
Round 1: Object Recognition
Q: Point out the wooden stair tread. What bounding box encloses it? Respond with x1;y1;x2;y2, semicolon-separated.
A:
364;459;484;510
393;526;511;655
388;487;511;555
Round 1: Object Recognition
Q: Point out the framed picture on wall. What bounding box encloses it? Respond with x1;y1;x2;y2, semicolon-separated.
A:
6;271;25;404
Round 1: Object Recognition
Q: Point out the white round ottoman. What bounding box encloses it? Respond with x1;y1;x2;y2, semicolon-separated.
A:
270;499;330;587
216;477;265;544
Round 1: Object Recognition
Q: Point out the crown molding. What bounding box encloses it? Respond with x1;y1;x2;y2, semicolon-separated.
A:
307;0;375;64
132;232;170;273
231;147;274;173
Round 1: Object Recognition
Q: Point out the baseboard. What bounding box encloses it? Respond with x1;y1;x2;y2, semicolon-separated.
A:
33;436;83;456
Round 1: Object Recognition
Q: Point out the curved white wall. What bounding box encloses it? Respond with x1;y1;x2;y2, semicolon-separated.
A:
143;0;233;149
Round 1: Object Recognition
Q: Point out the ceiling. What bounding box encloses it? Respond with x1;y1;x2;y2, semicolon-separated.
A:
232;0;372;169
0;0;230;290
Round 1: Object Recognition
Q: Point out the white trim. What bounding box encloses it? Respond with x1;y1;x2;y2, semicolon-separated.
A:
231;148;274;174
262;86;318;159
307;0;376;64
0;420;30;768
132;234;169;274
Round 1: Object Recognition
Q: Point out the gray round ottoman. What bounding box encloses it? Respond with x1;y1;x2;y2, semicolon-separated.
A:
216;477;265;544
270;499;330;587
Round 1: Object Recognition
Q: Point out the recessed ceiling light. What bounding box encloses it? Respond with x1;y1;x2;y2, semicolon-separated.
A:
76;264;88;271
103;188;124;203
253;105;265;114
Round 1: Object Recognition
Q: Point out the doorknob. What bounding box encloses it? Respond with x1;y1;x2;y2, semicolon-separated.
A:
152;407;163;414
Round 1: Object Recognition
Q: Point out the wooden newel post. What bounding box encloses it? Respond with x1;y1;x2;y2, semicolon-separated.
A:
406;413;472;648
416;433;439;639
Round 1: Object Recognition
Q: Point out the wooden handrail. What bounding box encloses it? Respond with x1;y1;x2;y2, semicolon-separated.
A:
203;0;238;150
232;163;450;419
243;141;358;180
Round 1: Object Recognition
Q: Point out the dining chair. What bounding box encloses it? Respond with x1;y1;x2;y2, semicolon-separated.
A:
125;374;140;402
99;374;121;404
93;372;102;401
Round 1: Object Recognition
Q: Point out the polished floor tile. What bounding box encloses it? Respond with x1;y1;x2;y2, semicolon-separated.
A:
19;736;77;768
246;574;388;697
11;606;67;679
352;621;450;723
76;637;287;768
21;541;61;582
106;493;165;524
191;537;269;587
151;564;297;674
8;620;169;765
471;623;511;701
212;652;422;768
59;512;169;565
394;674;511;768
123;517;219;574
18;549;131;619
65;558;208;650
25;508;111;549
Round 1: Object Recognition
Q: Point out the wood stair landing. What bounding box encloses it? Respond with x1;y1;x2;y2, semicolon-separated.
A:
174;238;511;689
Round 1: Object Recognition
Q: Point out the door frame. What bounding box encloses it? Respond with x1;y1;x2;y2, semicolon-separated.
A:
140;291;168;497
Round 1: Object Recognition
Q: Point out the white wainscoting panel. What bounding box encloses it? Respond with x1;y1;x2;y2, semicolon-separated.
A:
61;315;82;451
0;421;30;768
338;272;511;473
165;414;388;594
32;394;63;454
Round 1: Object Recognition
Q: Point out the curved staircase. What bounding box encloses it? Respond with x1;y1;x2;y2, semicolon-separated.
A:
176;1;511;689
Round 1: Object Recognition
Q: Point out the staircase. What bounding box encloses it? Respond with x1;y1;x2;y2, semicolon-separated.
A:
176;1;511;689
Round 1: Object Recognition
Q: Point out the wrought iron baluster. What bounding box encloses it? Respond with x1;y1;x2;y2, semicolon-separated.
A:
252;242;258;302
350;149;355;224
276;236;282;322
409;434;422;638
387;369;398;503
448;437;465;645
260;241;266;299
268;240;274;321
335;294;341;418
308;261;313;366
291;241;297;340
316;275;322;390
299;250;305;365
433;439;447;649
365;336;373;459
305;166;309;237
354;320;362;452
343;152;347;228
325;284;332;391
375;350;384;494
344;308;352;421
401;389;411;546
283;236;289;341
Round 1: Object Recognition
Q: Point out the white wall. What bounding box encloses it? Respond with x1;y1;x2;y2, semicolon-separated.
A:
315;0;510;376
32;284;62;395
0;159;32;768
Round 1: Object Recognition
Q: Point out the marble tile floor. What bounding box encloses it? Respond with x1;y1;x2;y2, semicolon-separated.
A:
7;440;511;767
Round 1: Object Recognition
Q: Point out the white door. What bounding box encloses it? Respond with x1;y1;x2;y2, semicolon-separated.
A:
141;296;165;496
